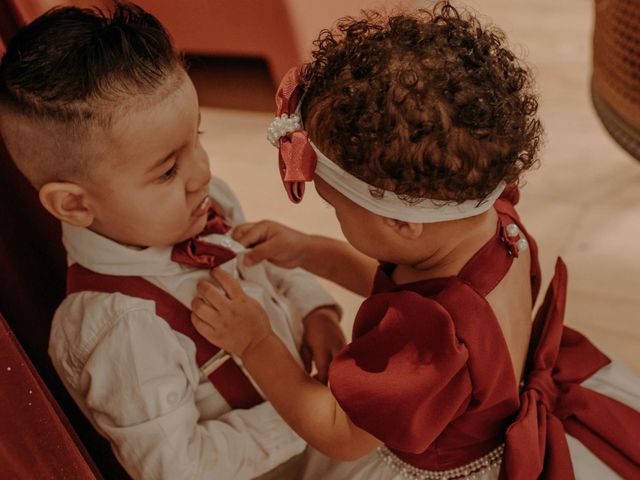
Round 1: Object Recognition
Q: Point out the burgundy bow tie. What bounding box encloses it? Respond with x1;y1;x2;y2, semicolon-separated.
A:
171;202;237;269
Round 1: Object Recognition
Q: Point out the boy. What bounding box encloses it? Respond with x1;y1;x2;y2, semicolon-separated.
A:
0;3;344;479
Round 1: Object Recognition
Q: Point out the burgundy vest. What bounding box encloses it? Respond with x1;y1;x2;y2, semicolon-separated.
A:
66;263;263;409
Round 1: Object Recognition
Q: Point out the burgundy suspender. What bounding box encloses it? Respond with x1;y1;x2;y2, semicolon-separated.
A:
66;263;263;409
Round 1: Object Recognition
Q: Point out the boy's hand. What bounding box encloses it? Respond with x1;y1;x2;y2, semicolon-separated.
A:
232;221;309;268
191;268;273;358
300;307;346;384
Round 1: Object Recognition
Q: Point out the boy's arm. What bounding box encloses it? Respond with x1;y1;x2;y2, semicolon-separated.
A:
51;301;304;480
262;263;346;382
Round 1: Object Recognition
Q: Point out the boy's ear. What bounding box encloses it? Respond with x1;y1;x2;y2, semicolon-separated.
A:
38;182;95;227
382;217;424;240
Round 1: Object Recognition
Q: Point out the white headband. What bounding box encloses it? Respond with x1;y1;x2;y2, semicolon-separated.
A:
310;141;505;223
268;110;505;223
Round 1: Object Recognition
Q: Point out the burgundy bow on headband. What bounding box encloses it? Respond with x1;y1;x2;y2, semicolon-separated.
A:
272;67;317;203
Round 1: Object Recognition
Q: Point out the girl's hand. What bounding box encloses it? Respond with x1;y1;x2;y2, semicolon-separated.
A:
232;221;309;268
191;267;273;358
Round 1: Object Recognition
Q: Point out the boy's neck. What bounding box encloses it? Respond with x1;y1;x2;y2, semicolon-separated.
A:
391;208;499;285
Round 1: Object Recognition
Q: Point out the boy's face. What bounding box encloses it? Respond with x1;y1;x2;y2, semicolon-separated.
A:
82;73;212;247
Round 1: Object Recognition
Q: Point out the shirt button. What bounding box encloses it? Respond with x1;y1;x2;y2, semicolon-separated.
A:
167;392;179;405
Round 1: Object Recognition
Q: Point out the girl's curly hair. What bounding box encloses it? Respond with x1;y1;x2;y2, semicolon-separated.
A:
301;2;543;203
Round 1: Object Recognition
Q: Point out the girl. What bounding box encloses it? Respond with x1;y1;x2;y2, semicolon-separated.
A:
191;3;640;479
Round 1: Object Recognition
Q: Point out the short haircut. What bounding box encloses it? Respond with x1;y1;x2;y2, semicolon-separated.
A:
0;1;183;185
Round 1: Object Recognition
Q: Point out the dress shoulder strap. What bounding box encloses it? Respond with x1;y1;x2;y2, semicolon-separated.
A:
457;197;542;304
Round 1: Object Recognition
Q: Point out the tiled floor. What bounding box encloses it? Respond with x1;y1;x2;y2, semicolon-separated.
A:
194;0;640;372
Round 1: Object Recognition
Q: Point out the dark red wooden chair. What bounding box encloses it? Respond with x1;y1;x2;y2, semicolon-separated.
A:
0;313;102;479
0;9;129;477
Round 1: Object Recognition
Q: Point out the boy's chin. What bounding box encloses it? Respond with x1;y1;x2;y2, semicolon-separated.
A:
180;216;209;241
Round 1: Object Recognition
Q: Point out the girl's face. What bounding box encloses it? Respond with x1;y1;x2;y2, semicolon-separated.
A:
314;176;402;262
82;73;212;247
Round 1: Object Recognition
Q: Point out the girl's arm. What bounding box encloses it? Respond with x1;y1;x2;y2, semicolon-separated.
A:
301;234;377;297
191;268;382;460
233;221;377;297
242;332;381;460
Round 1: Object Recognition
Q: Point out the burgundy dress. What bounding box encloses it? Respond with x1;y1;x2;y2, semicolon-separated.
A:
307;190;639;479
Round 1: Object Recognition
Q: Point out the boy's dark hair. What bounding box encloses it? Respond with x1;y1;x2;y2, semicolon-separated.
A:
0;1;181;124
301;2;543;203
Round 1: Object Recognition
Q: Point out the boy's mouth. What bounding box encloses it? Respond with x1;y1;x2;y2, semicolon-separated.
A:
192;196;211;217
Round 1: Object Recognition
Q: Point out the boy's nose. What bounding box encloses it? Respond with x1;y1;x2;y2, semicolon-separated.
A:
186;151;211;192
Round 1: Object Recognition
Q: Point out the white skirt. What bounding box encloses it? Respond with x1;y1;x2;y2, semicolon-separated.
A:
298;357;640;480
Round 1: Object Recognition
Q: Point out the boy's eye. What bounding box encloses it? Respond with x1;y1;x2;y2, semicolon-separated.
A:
197;129;205;135
161;162;179;181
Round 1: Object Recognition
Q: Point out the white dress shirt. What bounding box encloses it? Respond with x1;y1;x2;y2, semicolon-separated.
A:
49;177;338;480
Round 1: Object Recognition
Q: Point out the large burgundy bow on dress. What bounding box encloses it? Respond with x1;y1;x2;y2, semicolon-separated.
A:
171;203;237;268
273;67;317;203
501;259;640;479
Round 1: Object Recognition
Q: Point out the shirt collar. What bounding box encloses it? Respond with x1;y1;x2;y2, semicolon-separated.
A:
62;222;189;277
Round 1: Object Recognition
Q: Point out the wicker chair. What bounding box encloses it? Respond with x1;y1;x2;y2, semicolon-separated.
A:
592;0;640;160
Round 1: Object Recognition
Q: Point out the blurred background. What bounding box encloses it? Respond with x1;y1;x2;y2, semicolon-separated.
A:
1;0;639;476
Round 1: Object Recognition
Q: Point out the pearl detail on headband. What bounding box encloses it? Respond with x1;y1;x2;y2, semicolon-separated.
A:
267;113;302;147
